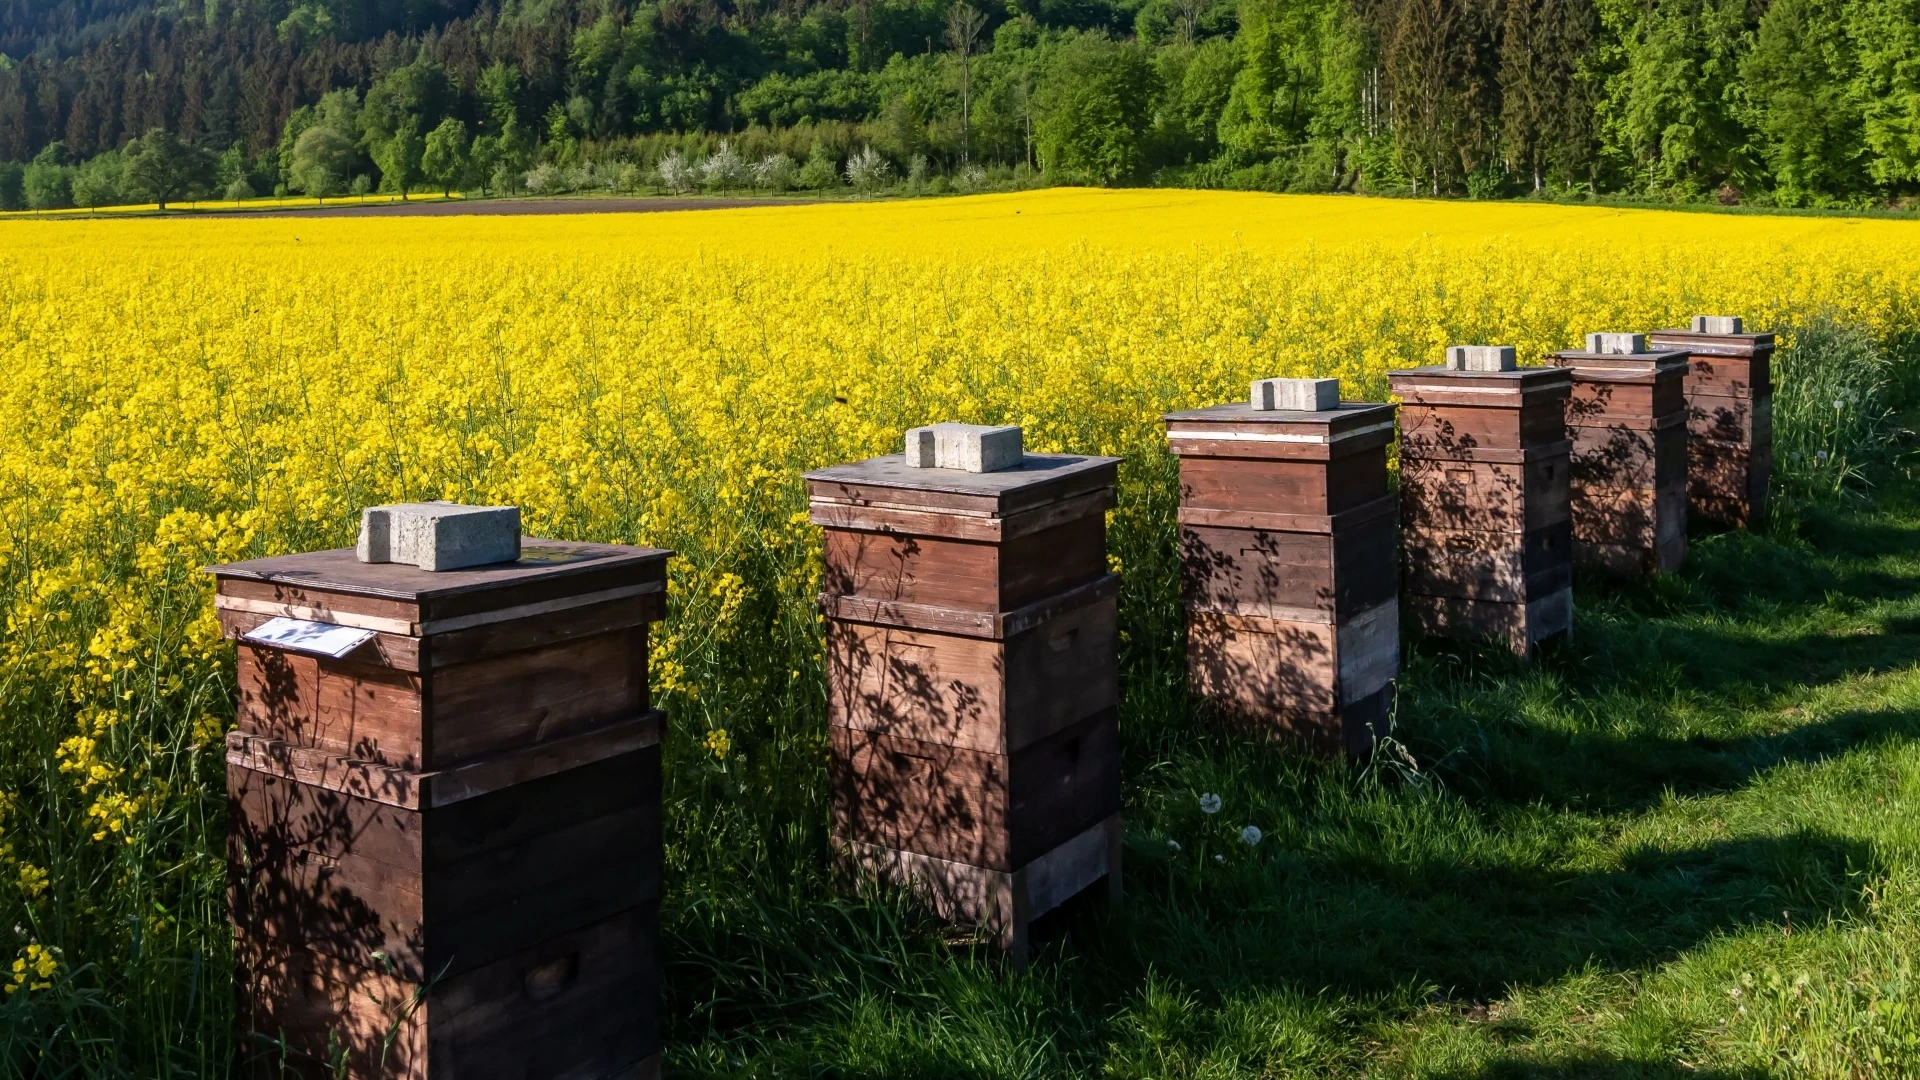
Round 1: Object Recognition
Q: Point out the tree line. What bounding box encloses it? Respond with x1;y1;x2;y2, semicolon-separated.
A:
1;0;1918;209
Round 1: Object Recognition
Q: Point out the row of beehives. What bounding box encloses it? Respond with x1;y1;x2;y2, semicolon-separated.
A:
203;315;1767;1078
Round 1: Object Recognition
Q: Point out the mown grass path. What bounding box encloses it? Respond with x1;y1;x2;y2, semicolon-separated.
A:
679;465;1920;1078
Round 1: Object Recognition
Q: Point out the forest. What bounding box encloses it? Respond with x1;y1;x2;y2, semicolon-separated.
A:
1;0;1918;208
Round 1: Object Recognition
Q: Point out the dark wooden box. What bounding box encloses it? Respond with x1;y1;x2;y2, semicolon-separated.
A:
807;452;1123;962
1165;401;1399;755
1550;349;1692;576
210;539;671;1080
1389;365;1574;656
1648;328;1777;527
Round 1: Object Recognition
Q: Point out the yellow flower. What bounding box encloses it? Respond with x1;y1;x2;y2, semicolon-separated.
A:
704;728;733;761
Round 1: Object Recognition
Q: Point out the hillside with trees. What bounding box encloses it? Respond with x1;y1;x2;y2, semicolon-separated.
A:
1;0;1918;209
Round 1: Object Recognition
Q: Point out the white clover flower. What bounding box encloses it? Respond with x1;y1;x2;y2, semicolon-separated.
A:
1240;826;1263;845
1199;793;1222;814
1165;838;1181;853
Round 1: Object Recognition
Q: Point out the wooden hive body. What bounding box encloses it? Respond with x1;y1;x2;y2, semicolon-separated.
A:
1164;401;1400;756
1647;328;1776;527
1388;365;1575;656
806;452;1123;963
209;540;671;1080
1550;349;1692;576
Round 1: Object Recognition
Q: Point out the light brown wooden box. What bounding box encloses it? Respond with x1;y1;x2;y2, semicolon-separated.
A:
1647;328;1777;527
1550;349;1692;576
1163;401;1399;755
806;452;1123;963
208;540;671;1080
1389;365;1574;656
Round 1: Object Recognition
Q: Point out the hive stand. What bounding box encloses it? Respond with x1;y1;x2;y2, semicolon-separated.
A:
1164;386;1399;757
1389;350;1575;656
806;442;1122;966
1549;336;1692;576
1647;317;1776;527
209;537;671;1080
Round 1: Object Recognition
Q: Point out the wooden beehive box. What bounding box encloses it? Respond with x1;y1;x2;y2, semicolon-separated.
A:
806;448;1122;963
1647;324;1776;526
1388;362;1574;656
209;539;671;1080
1164;398;1399;756
1549;346;1691;576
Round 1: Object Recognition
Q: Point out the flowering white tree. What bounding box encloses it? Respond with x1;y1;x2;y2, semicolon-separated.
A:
843;146;892;191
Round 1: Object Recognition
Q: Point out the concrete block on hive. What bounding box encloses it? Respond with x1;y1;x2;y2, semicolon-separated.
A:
357;502;520;571
904;423;1025;473
1692;315;1744;334
806;448;1122;966
1250;377;1341;412
1445;345;1517;372
1585;332;1648;355
208;536;673;1079
1163;397;1400;755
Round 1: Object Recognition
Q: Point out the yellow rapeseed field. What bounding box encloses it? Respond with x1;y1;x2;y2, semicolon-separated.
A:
4;188;1920;1058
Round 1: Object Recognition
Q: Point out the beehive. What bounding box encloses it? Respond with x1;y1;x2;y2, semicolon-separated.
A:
1389;350;1574;656
1550;336;1692;575
209;535;671;1079
806;434;1121;964
1164;384;1399;756
1647;317;1776;527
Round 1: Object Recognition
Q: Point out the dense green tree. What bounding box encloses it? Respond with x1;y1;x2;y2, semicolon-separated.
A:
288;124;356;199
120;129;212;208
71;149;123;206
1847;0;1920;188
373;119;426;193
1036;33;1158;182
22;143;72;209
1740;0;1864;203
1598;0;1753;196
421;117;470;194
1500;0;1596;190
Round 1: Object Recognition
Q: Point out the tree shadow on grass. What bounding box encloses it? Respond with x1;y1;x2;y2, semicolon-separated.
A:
1070;826;1875;1005
1430;1058;1768;1080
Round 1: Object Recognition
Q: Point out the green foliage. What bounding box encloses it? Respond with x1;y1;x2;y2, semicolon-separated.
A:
70;150;122;207
23;143;72;210
287;125;356;199
1740;0;1866;205
798;140;844;187
1036;33;1159;183
119;129;212;208
1772;317;1900;505
420;118;470;196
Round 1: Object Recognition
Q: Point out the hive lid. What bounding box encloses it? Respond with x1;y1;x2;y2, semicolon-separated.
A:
1163;402;1396;457
804;452;1119;518
1164;400;1395;428
206;538;671;604
1647;328;1777;353
1550;348;1692;377
1388;364;1573;406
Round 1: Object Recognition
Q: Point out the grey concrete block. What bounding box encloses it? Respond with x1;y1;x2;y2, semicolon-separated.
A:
903;423;1024;472
1250;377;1341;412
357;502;521;571
1445;345;1517;372
1692;315;1744;334
904;426;938;467
1585;332;1648;355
